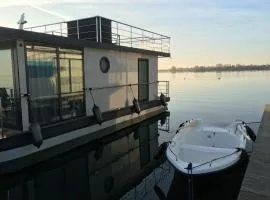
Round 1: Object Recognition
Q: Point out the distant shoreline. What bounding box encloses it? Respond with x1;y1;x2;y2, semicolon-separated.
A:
159;65;270;73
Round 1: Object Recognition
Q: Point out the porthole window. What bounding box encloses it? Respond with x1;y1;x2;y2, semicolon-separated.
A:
100;57;110;73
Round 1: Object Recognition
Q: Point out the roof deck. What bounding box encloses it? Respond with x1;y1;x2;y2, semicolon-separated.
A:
24;16;170;55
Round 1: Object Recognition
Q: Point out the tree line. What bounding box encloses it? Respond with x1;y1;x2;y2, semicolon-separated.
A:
159;64;270;73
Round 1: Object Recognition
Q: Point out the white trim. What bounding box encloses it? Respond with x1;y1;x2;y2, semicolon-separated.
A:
16;40;30;131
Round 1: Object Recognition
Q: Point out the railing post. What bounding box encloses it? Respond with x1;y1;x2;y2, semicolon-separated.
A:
96;17;99;42
99;17;102;43
76;20;80;39
167;81;169;97
161;38;163;52
116;23;119;45
60;23;62;36
130;27;132;47
44;25;47;33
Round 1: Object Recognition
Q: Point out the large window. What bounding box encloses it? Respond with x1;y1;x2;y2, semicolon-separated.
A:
0;48;20;129
26;45;84;125
59;49;84;120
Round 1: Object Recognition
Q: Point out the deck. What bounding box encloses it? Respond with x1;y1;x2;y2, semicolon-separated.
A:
238;104;270;200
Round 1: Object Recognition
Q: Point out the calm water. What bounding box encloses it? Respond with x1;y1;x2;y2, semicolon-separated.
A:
1;71;269;200
159;71;270;134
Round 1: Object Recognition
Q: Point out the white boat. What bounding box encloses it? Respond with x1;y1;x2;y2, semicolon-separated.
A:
166;119;255;175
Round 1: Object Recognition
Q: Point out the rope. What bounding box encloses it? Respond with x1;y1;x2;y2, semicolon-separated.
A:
189;148;243;170
234;120;261;125
88;88;96;104
168;142;178;161
245;121;260;124
186;163;194;200
129;84;135;99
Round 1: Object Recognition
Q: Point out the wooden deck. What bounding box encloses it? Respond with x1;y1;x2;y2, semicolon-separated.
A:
238;104;270;200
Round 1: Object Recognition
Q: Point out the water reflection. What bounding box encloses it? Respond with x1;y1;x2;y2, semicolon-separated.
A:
0;110;250;200
0;112;170;200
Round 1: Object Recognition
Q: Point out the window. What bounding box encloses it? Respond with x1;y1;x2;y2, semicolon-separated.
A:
0;48;20;129
99;57;110;73
26;45;84;125
59;49;84;120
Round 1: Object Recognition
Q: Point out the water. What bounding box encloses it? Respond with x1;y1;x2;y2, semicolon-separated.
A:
159;71;270;134
1;71;270;200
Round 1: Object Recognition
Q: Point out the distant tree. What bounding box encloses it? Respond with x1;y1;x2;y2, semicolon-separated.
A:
171;66;177;73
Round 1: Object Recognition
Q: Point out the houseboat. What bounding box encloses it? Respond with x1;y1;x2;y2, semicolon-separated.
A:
0;16;170;175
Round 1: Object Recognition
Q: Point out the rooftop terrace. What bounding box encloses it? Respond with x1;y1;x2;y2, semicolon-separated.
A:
24;16;170;54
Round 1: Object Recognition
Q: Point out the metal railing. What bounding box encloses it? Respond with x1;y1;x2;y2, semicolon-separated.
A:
88;81;169;98
158;115;170;132
24;16;170;54
157;81;169;98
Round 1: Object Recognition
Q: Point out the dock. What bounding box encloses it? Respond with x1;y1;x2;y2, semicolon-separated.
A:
238;104;270;200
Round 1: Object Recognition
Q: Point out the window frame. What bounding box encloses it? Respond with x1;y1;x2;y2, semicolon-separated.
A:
25;43;85;125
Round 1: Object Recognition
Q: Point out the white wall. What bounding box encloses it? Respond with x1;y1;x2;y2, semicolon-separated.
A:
84;48;158;116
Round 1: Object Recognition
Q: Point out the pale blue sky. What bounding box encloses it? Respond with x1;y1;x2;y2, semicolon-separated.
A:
0;0;269;68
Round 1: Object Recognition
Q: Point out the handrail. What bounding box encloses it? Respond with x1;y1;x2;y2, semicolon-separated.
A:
101;16;170;38
85;81;167;91
24;16;170;54
29;81;169;101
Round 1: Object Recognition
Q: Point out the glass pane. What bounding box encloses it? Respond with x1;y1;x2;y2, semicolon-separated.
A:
70;59;83;92
26;45;59;124
138;60;149;101
60;58;70;93
59;49;84;120
61;92;84;119
0;50;13;89
0;49;19;130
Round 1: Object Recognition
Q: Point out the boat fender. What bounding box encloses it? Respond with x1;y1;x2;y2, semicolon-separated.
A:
104;176;114;193
176;121;187;133
92;104;103;124
154;142;169;160
160;115;167;126
94;145;103;161
238;124;251;140
133;98;141;114
159;93;167;106
245;125;256;142
29;123;43;148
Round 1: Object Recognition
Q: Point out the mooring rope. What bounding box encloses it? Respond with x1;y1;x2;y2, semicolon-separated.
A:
186;162;194;200
186;148;243;170
245;121;260;124
88;88;96;104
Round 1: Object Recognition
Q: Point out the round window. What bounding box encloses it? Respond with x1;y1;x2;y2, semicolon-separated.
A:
100;57;110;73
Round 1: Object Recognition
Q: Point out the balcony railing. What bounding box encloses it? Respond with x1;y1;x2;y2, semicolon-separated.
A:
0;81;169;135
24;16;170;54
89;81;169;97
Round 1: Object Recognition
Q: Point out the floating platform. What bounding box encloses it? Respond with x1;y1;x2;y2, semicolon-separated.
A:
238;104;270;200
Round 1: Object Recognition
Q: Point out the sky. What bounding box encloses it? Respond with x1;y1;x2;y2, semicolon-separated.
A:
0;0;269;69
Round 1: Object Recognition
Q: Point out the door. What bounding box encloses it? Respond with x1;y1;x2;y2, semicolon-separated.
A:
138;59;149;101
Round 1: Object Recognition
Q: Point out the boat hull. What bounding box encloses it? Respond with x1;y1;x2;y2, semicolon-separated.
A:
165;119;249;175
166;151;249;200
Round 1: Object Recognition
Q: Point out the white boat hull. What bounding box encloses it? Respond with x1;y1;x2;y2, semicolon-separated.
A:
166;119;251;175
